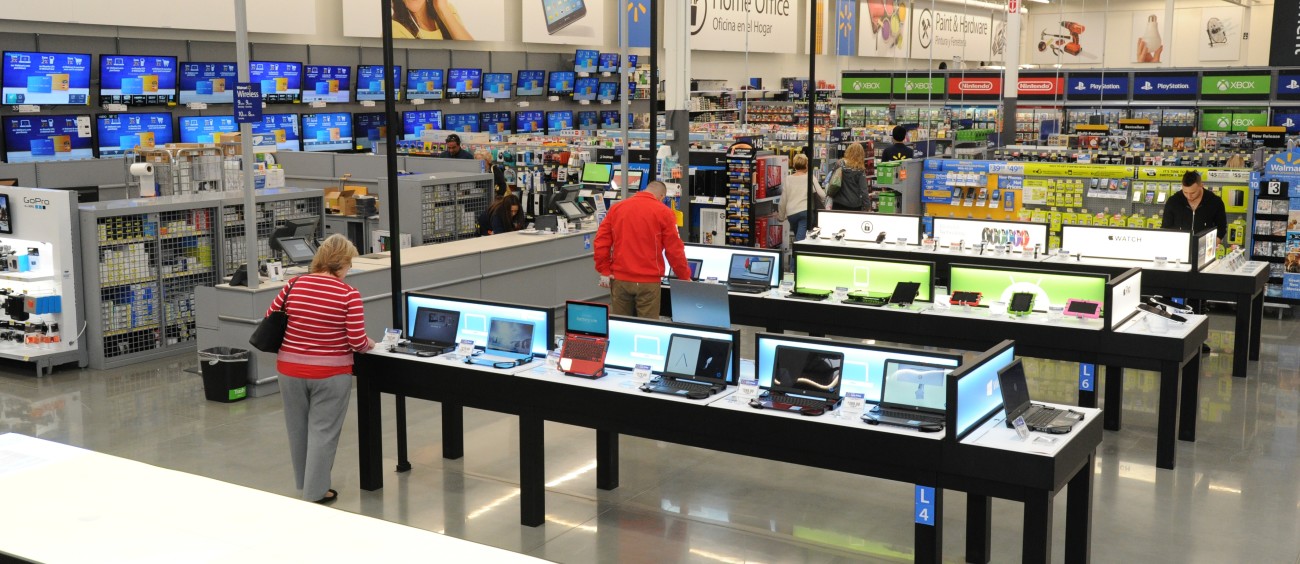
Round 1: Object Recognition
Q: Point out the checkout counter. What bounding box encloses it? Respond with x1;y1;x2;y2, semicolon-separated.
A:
196;229;602;396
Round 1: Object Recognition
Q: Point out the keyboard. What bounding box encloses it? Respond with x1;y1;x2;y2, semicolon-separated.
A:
393;342;453;356
1022;406;1061;428
879;408;945;425
563;337;606;361
789;289;831;301
646;378;713;395
768;392;829;410
728;283;769;294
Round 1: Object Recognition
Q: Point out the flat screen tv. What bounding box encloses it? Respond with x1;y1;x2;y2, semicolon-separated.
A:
573;77;598;102
575;49;598;74
248;61;303;104
546;111;574;133
482;73;513;100
548;71;575;96
301;65;352;104
300;112;353;152
577;111;598;131
178;115;237;143
99;55;178;106
3;115;94;163
0;193;11;234
2;51;91;105
597;53;620;73
402;110;444;139
516;70;545;97
356;64;401;101
480;111;512;134
96;112;174;157
405;69;444;100
251;113;301;151
353;112;387;151
516;111;543;133
445;113;480;133
447;68;482;99
179;62;238;104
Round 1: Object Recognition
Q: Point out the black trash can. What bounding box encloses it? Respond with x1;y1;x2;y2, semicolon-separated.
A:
199;347;250;403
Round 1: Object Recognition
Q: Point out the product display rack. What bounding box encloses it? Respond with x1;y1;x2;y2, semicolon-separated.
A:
1252;148;1300;303
723;144;782;248
1013;107;1064;144
79;188;324;369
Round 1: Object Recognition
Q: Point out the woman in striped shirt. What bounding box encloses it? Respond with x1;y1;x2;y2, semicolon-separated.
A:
266;234;374;504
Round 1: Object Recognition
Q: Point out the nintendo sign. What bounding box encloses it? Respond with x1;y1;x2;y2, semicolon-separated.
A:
948;76;1002;96
1018;77;1065;97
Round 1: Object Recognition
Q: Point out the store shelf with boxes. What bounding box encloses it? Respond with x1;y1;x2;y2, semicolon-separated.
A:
79;188;323;369
1251;148;1300;306
0;187;87;377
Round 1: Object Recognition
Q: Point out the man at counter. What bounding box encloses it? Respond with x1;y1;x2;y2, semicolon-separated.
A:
881;125;915;162
593;181;692;318
1161;170;1227;354
438;134;475;159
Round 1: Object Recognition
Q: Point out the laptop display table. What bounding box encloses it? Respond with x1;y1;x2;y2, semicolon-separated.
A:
354;349;1101;563
664;288;1207;470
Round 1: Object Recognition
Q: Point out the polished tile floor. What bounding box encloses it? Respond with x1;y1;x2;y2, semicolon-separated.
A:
2;309;1298;563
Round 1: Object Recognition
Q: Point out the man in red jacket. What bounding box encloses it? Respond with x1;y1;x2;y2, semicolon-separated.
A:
594;180;692;318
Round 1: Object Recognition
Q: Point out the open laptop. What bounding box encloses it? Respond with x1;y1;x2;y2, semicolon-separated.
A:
473;319;536;366
750;345;844;415
559;301;610;378
862;360;952;432
998;359;1084;433
640;334;731;399
669;279;731;328
663;258;703;283
396;307;461;356
727;254;775;294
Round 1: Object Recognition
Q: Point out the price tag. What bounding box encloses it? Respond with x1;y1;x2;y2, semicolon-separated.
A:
914;486;936;526
840;392;866;419
738;378;760;399
633;364;652;383
546;350;561;369
1012;416;1031;439
382;328;401;345
457;339;475;357
1078;363;1096;391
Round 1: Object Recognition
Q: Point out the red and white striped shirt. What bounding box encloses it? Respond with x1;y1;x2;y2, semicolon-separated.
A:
266;274;372;378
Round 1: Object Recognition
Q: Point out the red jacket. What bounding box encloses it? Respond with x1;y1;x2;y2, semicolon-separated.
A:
593;191;691;284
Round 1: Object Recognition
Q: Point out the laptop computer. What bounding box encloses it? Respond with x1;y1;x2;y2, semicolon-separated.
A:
749;345;844;416
640;334;731;399
727;254;775;294
664;258;703;283
472;318;536;366
669;279;731;328
998;359;1084;434
788;287;833;301
396;307;461;356
845;291;891;306
559;301;610;378
862;360;952;432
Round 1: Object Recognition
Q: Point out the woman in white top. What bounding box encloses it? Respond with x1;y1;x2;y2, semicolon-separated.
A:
392;0;473;40
777;153;825;246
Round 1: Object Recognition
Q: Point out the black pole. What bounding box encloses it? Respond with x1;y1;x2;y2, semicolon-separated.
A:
649;0;658;169
806;0;817;228
380;0;411;474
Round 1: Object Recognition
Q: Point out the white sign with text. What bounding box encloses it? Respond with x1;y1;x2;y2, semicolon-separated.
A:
1061;225;1191;263
814;211;922;243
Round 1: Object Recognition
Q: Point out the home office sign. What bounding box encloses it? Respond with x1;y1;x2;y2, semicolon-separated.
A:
689;0;799;54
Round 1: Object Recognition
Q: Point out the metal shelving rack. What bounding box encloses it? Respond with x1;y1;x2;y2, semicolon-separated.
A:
379;172;492;246
80;188;323;369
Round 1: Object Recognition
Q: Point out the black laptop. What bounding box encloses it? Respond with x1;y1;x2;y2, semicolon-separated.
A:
863;359;952;432
664;259;704;283
640;334;731;399
998;359;1084;433
396;307;461;355
727;254;775;294
751;345;844;415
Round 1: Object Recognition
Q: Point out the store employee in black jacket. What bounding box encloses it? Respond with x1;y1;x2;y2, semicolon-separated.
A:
1161;170;1226;241
1161;170;1225;354
881;125;915;162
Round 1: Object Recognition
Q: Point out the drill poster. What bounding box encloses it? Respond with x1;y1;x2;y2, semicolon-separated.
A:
1029;12;1104;65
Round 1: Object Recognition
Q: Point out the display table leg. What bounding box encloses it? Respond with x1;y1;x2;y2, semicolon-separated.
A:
1022;490;1053;564
914;485;942;564
519;415;545;527
356;374;384;491
1250;292;1263;361
1179;354;1200;442
965;493;992;564
1103;366;1123;431
1065;454;1095;564
395;395;411;472
1156;360;1181;470
443;403;464;460
596;429;619;490
1232;295;1251;378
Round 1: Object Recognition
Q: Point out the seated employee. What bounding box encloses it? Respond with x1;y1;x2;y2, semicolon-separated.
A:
1161;170;1227;354
881;125;915;162
438;133;475;159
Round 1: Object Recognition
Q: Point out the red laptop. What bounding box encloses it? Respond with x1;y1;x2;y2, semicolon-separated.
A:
559;301;610;379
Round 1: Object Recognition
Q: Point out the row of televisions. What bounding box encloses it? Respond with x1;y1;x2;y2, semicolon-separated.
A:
0;110;631;163
1;51;635;107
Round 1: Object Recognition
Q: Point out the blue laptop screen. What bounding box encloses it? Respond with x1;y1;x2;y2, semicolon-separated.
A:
566;302;607;336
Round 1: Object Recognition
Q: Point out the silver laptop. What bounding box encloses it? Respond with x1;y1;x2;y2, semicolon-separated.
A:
477;319;536;364
863;360;952;432
670;279;731;328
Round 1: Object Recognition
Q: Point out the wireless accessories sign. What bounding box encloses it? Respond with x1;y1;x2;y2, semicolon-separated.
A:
689;0;798;54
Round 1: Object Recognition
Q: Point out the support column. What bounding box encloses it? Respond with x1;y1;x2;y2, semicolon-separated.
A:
663;0;692;236
234;0;257;290
1001;0;1022;141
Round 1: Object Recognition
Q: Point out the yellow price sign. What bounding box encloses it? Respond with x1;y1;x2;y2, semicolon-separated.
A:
1021;163;1135;178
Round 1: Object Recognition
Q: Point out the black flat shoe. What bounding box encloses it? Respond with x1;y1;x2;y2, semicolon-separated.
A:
315;489;338;504
1202;343;1212;354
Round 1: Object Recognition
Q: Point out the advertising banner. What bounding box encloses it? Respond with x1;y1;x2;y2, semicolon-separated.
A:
1060;225;1191;263
1028;12;1104;66
841;73;892;99
1066;75;1129;99
1131;74;1197;98
909;6;1000;63
856;0;910;58
1201;74;1271;98
523;0;607;46
1130;11;1166;64
947;75;1001;99
342;0;508;42
1278;74;1300;100
893;76;944;98
1200;111;1267;133
1199;6;1244;62
1270;0;1300;67
1016;75;1065;98
688;0;801;54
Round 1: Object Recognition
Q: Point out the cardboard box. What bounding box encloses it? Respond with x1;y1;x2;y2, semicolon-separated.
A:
325;185;373;216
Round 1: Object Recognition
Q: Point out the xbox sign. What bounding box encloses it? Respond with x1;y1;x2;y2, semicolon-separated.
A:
1201;74;1271;95
841;74;892;98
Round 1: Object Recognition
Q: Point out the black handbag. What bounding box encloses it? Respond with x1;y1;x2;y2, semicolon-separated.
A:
249;278;297;353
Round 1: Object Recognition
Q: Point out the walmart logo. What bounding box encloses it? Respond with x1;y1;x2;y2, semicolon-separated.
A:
838;3;854;38
626;1;646;23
